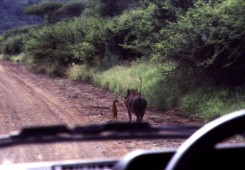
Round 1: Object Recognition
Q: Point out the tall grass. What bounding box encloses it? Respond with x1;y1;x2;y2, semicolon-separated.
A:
93;62;177;110
180;87;245;121
92;61;245;119
94;63;147;94
66;64;96;82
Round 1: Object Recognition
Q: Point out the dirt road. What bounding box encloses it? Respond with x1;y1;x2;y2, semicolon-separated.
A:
0;61;200;163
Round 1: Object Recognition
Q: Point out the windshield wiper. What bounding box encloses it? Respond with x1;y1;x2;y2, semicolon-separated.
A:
0;123;201;148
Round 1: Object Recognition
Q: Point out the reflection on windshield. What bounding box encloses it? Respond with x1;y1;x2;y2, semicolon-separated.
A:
0;140;184;163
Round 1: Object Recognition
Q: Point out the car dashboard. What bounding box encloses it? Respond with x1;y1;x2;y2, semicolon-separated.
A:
0;109;245;170
0;150;171;170
0;144;244;170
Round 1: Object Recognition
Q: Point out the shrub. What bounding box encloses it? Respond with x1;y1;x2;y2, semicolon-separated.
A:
11;54;25;63
2;35;24;55
106;4;158;60
24;20;81;74
76;15;107;64
100;45;119;70
67;64;96;82
153;0;245;86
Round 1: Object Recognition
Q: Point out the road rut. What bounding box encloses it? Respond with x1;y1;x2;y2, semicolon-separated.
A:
0;61;200;163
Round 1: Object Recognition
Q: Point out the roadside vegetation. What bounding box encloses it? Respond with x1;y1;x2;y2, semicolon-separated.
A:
0;0;244;121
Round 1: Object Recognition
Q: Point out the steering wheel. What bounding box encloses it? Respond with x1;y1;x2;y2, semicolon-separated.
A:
166;109;245;170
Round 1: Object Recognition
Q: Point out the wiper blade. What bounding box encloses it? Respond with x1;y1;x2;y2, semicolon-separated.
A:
0;123;201;148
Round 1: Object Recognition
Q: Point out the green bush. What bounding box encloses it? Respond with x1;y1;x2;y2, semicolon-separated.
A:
2;35;24;55
11;54;25;63
153;0;245;86
100;45;119;70
24;20;82;75
24;15;107;75
143;76;183;110
106;4;159;60
76;15;107;64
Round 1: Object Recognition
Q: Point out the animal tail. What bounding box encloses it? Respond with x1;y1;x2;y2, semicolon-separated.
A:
139;76;142;98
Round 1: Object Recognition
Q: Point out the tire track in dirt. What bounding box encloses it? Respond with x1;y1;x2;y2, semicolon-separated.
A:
0;62;145;163
0;62;126;163
0;61;201;164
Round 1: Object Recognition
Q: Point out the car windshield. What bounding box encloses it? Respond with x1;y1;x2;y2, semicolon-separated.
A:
0;0;244;166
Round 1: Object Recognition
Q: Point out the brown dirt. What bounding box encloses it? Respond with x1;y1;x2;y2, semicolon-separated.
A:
0;61;202;163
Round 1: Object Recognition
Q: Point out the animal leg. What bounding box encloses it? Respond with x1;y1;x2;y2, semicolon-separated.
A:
136;115;143;123
127;108;132;123
136;117;141;123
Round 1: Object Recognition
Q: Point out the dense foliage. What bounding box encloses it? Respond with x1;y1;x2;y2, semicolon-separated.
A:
0;0;244;119
24;0;85;24
153;0;245;86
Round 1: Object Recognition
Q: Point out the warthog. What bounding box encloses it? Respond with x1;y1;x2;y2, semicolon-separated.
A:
124;89;147;123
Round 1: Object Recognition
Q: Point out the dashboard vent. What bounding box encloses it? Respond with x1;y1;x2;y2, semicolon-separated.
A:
52;160;117;170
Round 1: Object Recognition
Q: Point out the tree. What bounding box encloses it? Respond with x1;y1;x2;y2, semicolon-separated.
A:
153;0;245;86
105;0;180;60
24;1;63;24
99;0;140;17
52;0;86;22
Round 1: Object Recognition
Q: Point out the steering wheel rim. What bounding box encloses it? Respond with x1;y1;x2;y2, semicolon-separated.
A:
166;109;245;170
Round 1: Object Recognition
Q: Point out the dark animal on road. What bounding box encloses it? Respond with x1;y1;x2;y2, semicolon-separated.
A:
124;89;147;123
112;99;119;121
